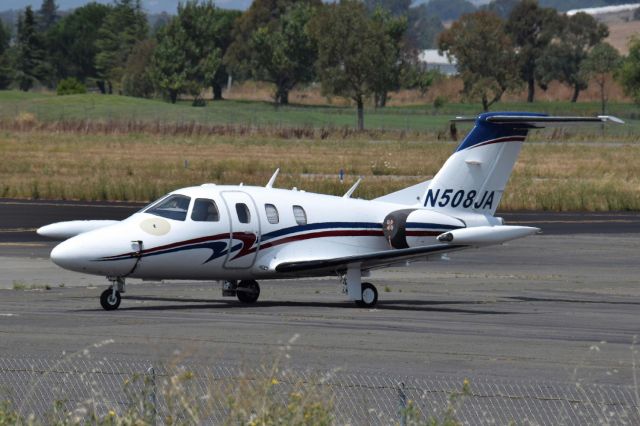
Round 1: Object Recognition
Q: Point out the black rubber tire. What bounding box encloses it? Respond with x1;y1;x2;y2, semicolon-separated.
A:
356;282;378;308
100;288;121;311
237;280;260;304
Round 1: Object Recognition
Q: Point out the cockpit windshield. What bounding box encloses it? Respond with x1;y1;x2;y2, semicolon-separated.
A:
145;194;191;221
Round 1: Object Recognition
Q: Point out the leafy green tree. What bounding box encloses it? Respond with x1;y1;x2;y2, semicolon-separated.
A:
619;38;640;104
224;0;321;89
581;42;621;115
56;77;87;95
0;20;12;89
370;7;408;107
425;0;476;22
505;0;560;102
47;3;110;84
37;0;59;31
14;6;47;91
310;0;401;129
122;39;156;98
364;0;411;16
536;12;608;102
438;11;520;112
203;8;240;101
151;18;189;103
249;2;318;104
152;1;229;104
95;0;148;94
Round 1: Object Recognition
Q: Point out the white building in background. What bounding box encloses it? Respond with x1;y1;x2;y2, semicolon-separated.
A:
418;49;458;75
566;3;640;16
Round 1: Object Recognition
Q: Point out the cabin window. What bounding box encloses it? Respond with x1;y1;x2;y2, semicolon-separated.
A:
191;198;220;222
293;205;307;225
145;194;191;221
236;203;251;224
265;204;279;224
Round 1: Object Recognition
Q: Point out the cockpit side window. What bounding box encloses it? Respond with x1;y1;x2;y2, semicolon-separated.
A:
191;198;220;222
145;194;191;221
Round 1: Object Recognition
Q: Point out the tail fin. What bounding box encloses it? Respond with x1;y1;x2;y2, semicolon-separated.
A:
422;112;622;216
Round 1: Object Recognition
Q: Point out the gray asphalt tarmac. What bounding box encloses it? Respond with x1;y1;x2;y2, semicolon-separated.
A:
1;199;639;391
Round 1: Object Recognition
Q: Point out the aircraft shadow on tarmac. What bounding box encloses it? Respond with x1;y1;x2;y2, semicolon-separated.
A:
76;295;514;315
507;296;640;305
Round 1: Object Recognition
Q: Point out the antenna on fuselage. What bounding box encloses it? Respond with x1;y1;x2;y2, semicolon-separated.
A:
266;168;280;189
343;177;362;198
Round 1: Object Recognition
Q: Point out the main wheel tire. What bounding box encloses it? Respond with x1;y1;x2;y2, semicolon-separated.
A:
356;282;378;308
100;288;121;311
237;280;260;304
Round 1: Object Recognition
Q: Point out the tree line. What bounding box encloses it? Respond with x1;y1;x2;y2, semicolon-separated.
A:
1;0;640;129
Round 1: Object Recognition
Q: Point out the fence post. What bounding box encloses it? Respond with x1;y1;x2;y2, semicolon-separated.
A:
147;366;157;426
398;381;407;426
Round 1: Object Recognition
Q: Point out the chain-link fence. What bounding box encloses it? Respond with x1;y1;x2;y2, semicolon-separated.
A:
0;356;638;425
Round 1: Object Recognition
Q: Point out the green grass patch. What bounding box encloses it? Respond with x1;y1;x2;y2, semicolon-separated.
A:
1;90;640;135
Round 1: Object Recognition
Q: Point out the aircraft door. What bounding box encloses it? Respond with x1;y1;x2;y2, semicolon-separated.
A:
221;191;260;268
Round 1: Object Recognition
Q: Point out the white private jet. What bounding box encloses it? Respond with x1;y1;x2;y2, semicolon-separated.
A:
38;112;622;310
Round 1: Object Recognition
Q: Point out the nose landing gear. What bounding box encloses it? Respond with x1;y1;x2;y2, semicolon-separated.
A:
101;277;125;311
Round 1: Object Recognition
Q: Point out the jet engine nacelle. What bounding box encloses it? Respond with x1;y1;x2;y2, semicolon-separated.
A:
437;225;540;246
383;209;465;249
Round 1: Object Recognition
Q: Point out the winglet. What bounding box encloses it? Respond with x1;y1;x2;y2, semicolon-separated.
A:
266;168;280;188
598;115;625;124
343;178;362;198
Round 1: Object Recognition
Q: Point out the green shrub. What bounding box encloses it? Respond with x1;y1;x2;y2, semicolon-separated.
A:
56;78;87;96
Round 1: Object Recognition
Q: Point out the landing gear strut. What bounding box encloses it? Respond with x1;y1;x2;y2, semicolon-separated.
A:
101;277;124;311
236;280;260;304
343;267;378;308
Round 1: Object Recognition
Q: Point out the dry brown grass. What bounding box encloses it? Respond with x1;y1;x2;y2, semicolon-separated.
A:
606;19;640;55
1;129;638;211
222;75;633;107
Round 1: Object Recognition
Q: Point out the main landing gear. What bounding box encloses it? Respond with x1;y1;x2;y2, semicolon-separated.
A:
343;267;379;308
101;277;125;311
222;280;261;304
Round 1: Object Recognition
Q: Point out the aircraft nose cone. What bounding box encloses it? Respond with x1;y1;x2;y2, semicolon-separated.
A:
49;226;140;276
50;239;82;271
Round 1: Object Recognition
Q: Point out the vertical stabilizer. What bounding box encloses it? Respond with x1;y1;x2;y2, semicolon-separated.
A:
422;112;540;215
421;112;621;216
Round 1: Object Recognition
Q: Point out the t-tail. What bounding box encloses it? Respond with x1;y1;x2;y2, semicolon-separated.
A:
422;112;623;216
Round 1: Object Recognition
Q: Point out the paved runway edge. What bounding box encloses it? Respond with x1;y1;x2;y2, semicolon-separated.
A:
1;198;639;243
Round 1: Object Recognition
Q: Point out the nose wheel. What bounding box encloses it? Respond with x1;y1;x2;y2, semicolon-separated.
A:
101;277;125;311
100;288;121;310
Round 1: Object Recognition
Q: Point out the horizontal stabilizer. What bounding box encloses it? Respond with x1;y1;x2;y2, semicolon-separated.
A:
453;114;624;128
437;225;540;246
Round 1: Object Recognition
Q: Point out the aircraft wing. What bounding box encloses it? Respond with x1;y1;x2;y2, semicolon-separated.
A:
274;243;468;276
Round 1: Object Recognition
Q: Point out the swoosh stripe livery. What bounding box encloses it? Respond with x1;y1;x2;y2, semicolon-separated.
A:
96;221;462;263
